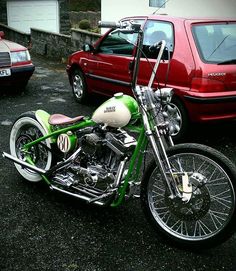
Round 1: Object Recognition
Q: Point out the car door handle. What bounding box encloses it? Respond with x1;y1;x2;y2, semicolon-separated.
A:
129;60;134;73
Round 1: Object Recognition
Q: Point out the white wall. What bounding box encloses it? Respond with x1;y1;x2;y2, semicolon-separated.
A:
101;0;236;25
7;0;59;33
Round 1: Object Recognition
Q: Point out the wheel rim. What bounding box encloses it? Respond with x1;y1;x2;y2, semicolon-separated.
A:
148;153;235;241
165;103;182;136
15;125;49;171
10;116;52;182
73;73;84;99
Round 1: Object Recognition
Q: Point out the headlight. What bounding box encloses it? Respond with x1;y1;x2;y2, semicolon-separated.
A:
10;50;31;64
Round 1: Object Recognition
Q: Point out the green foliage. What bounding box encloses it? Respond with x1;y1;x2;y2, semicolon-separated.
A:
78;19;91;30
69;0;101;12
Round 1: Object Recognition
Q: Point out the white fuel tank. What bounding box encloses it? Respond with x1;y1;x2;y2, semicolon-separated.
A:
92;93;133;128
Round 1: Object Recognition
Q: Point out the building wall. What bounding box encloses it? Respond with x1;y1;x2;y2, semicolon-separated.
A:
0;0;7;24
58;0;70;34
101;0;236;23
0;0;70;34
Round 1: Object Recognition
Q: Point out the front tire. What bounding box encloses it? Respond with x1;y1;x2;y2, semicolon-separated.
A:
141;143;236;249
10;111;52;182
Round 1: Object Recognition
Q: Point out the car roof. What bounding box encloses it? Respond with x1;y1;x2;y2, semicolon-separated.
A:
122;14;236;24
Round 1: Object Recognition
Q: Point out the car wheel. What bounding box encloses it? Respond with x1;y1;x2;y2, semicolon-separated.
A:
164;96;189;142
71;69;88;103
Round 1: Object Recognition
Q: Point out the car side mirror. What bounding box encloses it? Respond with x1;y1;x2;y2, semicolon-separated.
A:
83;44;95;52
0;31;5;38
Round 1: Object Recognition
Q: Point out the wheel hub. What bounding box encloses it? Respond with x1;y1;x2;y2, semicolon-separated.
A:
165;185;211;221
73;75;83;98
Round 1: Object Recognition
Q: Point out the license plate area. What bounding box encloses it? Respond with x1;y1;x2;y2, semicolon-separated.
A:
0;68;11;77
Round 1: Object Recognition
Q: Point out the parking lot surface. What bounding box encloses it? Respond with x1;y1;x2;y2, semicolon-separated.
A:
0;54;236;271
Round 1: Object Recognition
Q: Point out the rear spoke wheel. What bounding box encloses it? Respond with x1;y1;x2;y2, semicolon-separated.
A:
10;112;52;182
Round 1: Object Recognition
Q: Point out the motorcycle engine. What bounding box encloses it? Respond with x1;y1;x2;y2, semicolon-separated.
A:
53;126;137;191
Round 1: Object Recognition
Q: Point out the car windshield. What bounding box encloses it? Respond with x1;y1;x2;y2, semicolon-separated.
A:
192;22;236;64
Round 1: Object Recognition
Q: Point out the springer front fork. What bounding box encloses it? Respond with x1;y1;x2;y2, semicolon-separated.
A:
140;106;182;199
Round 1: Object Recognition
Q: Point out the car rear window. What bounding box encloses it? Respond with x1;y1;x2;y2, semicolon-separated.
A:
192;22;236;64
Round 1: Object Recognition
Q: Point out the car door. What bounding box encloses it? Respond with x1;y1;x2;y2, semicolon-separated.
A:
138;20;175;88
86;21;144;96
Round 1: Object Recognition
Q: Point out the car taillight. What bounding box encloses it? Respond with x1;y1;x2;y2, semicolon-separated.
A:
191;77;225;92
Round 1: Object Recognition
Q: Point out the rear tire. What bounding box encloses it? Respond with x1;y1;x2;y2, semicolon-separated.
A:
9;111;52;182
141;143;236;249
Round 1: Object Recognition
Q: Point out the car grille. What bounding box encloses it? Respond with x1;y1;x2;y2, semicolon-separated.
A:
0;52;11;67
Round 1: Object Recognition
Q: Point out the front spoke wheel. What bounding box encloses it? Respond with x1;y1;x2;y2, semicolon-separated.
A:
141;143;236;248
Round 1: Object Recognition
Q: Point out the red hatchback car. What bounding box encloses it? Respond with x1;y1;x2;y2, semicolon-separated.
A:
67;15;236;140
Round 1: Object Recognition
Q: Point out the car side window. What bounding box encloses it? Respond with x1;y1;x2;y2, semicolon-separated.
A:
143;20;174;59
97;19;145;56
97;30;137;56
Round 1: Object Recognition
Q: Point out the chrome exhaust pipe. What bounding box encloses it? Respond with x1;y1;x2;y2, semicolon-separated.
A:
2;152;46;175
51;185;104;206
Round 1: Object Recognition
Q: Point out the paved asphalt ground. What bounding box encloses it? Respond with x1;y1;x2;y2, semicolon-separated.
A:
0;54;236;271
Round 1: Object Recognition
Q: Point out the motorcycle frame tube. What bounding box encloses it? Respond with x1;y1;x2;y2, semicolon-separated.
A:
23;118;96;151
111;125;148;207
20;116;148;205
21;119;96;187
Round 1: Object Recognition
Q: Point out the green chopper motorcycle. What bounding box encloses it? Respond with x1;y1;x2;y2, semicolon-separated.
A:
3;21;236;249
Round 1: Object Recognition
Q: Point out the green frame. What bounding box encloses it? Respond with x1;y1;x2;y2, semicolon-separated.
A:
22;116;149;207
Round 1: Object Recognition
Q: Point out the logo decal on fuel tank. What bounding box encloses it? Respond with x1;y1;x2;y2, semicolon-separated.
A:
104;106;116;113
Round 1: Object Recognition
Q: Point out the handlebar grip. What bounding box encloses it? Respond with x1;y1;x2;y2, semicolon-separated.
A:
98;21;121;28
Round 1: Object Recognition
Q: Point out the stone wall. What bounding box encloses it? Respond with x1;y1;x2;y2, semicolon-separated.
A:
31;28;101;61
30;29;72;60
0;23;31;48
71;28;101;49
0;23;101;61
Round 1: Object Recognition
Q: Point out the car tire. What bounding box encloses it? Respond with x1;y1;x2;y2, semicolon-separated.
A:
164;96;189;142
71;69;88;103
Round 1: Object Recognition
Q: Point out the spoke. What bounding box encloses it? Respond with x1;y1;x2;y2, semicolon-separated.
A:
176;157;184;172
208;167;217;181
209;210;228;229
153;197;165;204
191;156;196;172
207;181;229;187
211;192;232;209
152;190;164;197
157;209;171;223
153;184;165;192
194;220;212;237
208;176;227;184
196;160;207;173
